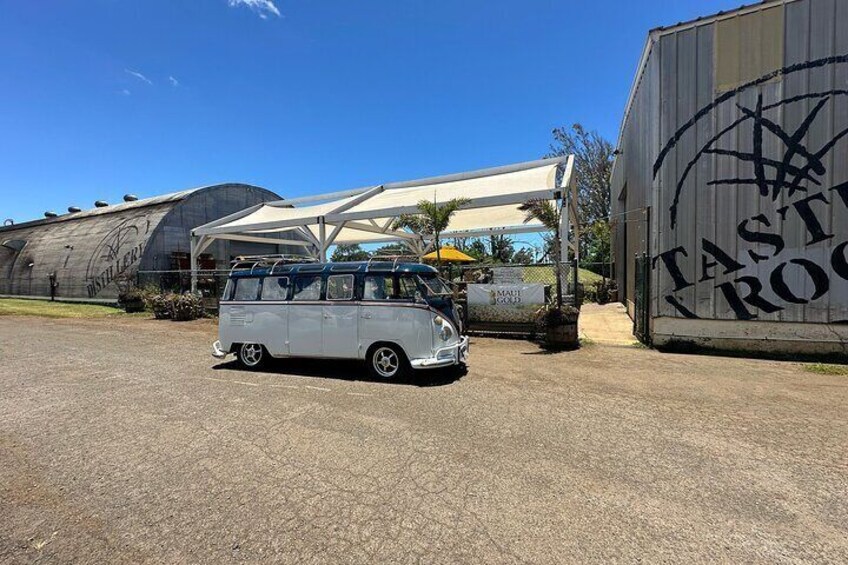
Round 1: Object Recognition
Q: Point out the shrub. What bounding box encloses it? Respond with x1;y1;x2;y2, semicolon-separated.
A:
171;292;205;321
583;279;618;304
145;292;204;321
149;293;174;320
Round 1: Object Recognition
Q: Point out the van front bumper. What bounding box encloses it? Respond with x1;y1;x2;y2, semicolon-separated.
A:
212;340;229;359
410;336;469;369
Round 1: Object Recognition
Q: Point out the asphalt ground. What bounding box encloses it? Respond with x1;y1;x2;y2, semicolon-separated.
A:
0;316;846;563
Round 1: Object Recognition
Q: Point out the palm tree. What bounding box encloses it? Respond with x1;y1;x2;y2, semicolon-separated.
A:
393;198;470;267
518;199;563;307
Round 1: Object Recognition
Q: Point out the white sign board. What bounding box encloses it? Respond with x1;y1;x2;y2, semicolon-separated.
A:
491;266;524;284
467;284;545;324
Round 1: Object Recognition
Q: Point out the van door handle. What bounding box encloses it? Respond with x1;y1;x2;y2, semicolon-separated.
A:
361;312;372;319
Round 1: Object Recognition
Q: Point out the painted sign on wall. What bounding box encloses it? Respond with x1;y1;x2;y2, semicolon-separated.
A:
85;216;151;298
467;283;545;324
652;54;848;321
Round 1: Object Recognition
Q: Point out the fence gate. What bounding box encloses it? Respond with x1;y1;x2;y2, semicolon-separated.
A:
633;253;651;345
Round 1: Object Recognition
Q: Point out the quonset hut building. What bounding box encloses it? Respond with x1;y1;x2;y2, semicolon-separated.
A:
611;0;848;354
0;184;307;302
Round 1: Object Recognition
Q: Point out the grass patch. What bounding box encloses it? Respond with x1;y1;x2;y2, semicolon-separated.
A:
0;298;121;319
521;266;605;286
803;363;848;376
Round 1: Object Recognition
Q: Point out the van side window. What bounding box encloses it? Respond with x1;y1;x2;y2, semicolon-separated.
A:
398;275;419;300
327;274;354;300
233;277;260;301
363;275;394;300
261;277;290;301
221;279;234;301
292;275;322;301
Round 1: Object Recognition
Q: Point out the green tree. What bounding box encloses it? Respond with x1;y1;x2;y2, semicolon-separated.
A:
330;244;370;262
546;123;614;266
467;239;489;262
584;220;612;277
373;243;409;257
489;235;515;264
393;198;470;266
518;199;563;307
513;247;535;265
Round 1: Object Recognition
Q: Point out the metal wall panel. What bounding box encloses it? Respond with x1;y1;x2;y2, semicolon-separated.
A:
615;0;848;327
0;184;298;301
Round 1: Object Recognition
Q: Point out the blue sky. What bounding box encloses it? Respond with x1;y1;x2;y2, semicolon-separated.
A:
1;0;744;224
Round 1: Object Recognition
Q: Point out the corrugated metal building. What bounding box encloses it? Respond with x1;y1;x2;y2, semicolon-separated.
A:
611;0;848;353
0;184;307;302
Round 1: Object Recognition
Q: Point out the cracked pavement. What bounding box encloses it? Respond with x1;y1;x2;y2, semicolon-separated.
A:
0;316;846;563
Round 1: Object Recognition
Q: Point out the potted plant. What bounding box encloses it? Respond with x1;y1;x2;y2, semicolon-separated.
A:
537;304;580;349
115;272;145;313
118;287;146;313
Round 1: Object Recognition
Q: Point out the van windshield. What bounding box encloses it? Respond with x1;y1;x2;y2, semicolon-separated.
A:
417;274;452;296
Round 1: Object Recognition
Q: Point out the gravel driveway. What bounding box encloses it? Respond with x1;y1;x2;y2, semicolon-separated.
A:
0;316;846;563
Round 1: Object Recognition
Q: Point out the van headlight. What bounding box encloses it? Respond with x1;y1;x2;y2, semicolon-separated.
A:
440;325;453;341
434;315;453;341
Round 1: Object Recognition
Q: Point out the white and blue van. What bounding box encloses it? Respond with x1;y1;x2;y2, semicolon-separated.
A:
213;260;468;380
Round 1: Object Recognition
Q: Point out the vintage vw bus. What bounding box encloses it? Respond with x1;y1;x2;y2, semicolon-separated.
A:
212;259;468;379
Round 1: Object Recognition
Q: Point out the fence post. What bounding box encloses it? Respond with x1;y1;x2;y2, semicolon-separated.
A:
572;258;579;308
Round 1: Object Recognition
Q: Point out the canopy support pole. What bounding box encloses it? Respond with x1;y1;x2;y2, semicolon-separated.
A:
318;218;327;263
190;234;214;293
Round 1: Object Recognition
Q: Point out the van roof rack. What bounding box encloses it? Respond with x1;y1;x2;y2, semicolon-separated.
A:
366;254;420;272
229;254;317;275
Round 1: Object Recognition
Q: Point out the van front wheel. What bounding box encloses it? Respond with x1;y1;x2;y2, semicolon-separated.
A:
368;344;408;381
237;343;268;370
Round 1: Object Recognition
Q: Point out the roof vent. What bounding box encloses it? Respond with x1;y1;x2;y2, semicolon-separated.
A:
123;194;138;202
44;211;58;218
94;200;109;208
68;206;82;213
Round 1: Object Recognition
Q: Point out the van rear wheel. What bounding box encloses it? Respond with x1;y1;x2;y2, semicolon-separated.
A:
368;344;408;381
237;343;268;370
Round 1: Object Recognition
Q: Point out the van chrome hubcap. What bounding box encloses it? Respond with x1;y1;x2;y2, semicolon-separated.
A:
373;347;399;377
241;344;263;366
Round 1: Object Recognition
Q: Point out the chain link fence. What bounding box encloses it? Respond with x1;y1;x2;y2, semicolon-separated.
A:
455;261;579;306
136;269;230;312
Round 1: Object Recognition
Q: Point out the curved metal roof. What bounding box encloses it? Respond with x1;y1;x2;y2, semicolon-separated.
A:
0;183;259;233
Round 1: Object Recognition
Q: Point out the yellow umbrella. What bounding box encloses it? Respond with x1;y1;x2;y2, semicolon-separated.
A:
422;245;476;263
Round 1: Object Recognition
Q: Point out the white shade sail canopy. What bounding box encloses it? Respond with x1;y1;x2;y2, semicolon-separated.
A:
191;156;577;266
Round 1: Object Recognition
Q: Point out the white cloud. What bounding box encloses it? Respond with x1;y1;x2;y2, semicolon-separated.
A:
169;76;180;87
121;89;131;96
125;69;153;85
227;0;280;19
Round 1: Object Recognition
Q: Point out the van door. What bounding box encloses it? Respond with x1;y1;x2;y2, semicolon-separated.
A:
322;274;359;358
257;276;290;356
288;275;323;356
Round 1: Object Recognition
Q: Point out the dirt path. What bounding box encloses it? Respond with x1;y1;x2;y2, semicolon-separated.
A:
0;316;846;563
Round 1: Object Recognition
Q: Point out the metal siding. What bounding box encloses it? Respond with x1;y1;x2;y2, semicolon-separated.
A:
658;33;679;318
616;0;848;332
695;24;717;319
0;184;295;300
611;39;662;316
0;204;173;300
805;0;834;323
676;27;700;317
833;0;848;322
780;0;810;323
